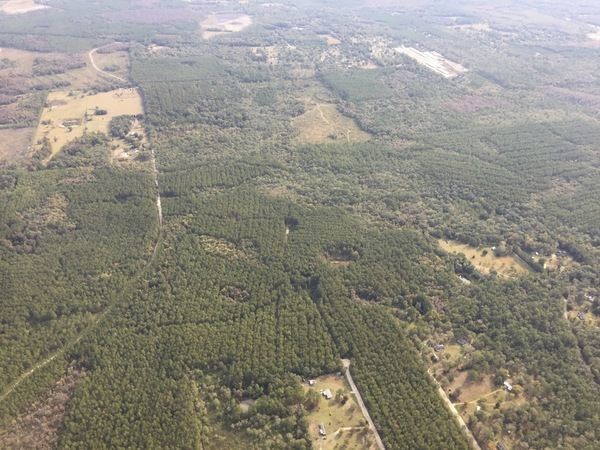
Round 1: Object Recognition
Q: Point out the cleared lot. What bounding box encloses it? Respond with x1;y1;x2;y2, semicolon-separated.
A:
34;88;143;161
396;46;468;78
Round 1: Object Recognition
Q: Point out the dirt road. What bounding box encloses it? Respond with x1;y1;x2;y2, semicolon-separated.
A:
341;359;385;450
428;370;482;450
1;139;163;406
88;47;127;83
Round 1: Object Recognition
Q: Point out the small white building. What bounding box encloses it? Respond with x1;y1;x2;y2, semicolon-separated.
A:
503;381;513;392
318;424;326;436
321;389;333;400
308;379;316;386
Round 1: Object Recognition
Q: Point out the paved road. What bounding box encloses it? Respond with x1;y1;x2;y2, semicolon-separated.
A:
88;47;127;83
341;359;385;450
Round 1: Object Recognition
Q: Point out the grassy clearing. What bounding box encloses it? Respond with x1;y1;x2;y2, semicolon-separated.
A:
34;88;143;161
0;47;36;72
449;373;496;403
201;14;252;39
87;50;129;82
543;253;575;273
293;102;370;145
321;255;352;268
197;235;255;262
438;239;530;278
0;0;49;14
318;34;341;46
303;374;376;450
0;127;33;164
0;47;113;91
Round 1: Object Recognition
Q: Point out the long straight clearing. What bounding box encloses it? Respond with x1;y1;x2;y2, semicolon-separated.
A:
396;46;468;78
34;88;144;160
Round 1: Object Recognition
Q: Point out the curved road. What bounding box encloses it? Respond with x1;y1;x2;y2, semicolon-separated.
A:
341;359;386;450
88;47;127;83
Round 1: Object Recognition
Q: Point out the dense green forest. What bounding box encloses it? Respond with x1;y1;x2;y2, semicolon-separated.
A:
0;0;599;449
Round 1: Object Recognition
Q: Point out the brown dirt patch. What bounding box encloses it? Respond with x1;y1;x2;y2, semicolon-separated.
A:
321;254;352;268
454;374;495;403
318;34;341;46
0;127;33;165
0;367;85;449
293;102;370;144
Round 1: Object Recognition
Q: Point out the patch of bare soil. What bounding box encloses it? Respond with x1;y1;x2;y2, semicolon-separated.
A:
321;254;352;267
0;367;85;449
19;193;73;229
0;127;33;166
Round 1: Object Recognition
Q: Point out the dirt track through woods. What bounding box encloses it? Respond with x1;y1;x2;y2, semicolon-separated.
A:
342;359;385;450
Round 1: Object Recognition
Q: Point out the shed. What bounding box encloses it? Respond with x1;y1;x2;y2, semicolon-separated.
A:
321;389;333;400
318;424;326;436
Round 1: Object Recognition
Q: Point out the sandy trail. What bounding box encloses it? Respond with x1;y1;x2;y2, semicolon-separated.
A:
341;359;385;450
0;136;164;406
428;369;482;450
88;47;127;83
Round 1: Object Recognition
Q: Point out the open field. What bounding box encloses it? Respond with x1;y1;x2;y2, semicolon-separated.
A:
0;47;114;91
34;88;143;161
438;239;530;278
449;372;496;403
293;102;370;144
395;46;468;78
201;14;252;39
0;127;33;164
0;0;49;15
0;47;37;73
318;33;341;45
303;374;376;450
89;50;130;82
